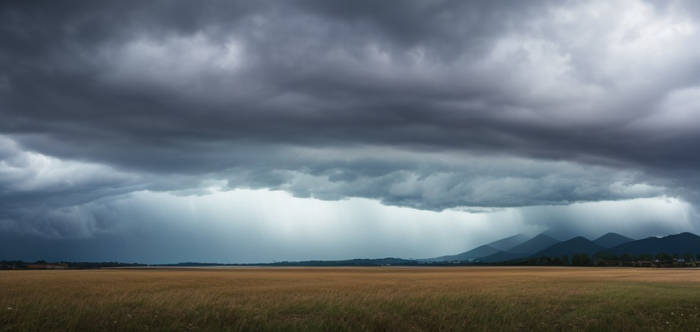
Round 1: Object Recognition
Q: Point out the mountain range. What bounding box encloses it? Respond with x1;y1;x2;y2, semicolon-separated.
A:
606;232;700;256
593;233;633;248
253;231;700;267
479;234;559;263
423;233;528;262
423;232;700;263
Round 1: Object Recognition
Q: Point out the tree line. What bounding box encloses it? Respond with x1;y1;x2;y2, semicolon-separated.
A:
502;252;700;267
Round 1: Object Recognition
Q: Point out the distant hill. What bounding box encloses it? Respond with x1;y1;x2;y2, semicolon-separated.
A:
607;232;700;256
593;233;633;248
267;257;418;266
480;233;560;262
508;233;560;254
231;232;700;267
426;245;501;262
424;233;530;262
487;234;529;251
533;236;605;258
267;232;700;266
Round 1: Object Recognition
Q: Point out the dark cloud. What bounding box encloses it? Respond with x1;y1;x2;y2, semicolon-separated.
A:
1;0;700;252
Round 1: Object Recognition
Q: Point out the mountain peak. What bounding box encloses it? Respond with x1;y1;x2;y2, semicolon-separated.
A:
533;236;603;258
422;233;530;262
597;232;623;237
609;232;700;255
533;233;558;240
502;233;559;255
487;233;530;252
674;232;700;238
593;233;633;248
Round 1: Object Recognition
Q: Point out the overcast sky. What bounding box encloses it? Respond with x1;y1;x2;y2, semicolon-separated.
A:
2;0;700;263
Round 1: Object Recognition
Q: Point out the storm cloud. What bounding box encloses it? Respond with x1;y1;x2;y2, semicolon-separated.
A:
2;0;700;261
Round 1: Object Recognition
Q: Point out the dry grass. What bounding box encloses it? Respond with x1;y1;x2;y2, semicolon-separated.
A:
2;267;700;331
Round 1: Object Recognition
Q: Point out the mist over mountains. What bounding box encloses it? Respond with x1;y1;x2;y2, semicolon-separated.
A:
423;232;700;264
255;231;700;267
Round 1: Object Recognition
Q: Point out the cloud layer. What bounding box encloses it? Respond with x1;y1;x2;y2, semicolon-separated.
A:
2;0;700;259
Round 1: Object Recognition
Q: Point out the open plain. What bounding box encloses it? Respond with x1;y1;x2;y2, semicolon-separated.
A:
2;267;700;331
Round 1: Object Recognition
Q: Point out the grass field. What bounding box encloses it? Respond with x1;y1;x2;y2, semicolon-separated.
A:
2;267;700;331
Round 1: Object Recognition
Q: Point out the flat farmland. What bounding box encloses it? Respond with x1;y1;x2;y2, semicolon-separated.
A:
2;267;700;331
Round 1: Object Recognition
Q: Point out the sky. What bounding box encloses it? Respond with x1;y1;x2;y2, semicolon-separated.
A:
1;0;700;263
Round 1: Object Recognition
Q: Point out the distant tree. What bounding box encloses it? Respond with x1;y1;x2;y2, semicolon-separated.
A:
550;256;565;266
657;252;672;262
572;253;592;266
561;255;569;265
594;252;619;266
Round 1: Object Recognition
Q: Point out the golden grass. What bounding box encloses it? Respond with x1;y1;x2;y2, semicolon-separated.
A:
2;267;700;331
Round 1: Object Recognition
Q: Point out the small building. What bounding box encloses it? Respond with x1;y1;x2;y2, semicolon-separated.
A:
636;261;654;267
